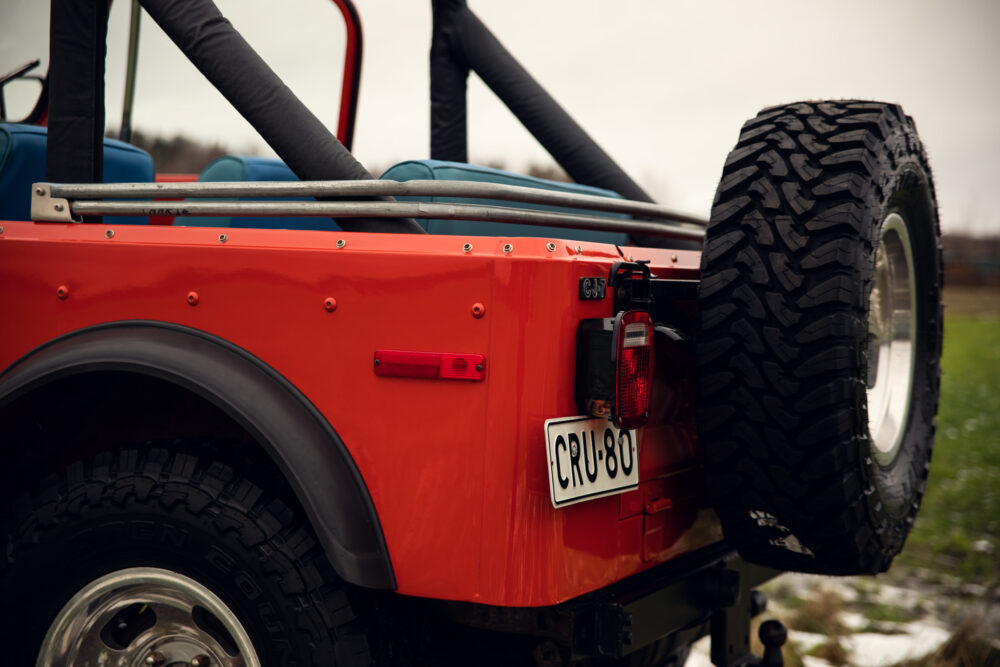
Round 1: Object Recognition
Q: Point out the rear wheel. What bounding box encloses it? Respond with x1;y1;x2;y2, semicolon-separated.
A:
38;567;260;666
696;100;942;574
0;447;373;665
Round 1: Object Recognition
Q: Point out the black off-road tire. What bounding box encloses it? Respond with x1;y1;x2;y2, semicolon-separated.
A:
696;100;942;574
0;446;373;665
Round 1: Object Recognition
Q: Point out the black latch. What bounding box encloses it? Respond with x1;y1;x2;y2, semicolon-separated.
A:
609;261;652;313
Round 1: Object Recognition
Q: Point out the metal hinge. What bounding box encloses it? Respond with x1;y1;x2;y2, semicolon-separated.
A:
31;183;77;222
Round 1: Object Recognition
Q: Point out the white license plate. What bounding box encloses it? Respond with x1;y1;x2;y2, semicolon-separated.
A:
544;416;638;507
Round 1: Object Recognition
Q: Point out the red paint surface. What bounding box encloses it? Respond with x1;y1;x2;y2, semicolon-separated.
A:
0;221;721;606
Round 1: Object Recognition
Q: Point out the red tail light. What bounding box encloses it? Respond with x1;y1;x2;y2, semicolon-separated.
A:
613;311;653;429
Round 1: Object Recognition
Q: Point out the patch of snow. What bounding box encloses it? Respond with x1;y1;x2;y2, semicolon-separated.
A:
843;624;951;667
786;629;827;654
875;582;927;610
972;538;994;554
839;610;868;631
800;656;834;667
686;636;711;667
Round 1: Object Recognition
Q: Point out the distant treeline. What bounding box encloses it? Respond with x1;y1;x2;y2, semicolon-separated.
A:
943;234;1000;286
109;128;232;174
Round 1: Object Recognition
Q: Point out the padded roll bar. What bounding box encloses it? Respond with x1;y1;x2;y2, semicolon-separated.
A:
46;0;109;191
138;0;424;234
429;0;698;248
431;0;650;204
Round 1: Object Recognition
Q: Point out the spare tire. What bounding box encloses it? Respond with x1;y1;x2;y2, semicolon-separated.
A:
695;100;942;575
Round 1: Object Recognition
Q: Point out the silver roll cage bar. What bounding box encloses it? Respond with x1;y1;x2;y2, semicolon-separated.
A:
31;179;707;241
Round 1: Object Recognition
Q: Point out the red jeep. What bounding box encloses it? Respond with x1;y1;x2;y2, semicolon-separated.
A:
0;1;942;665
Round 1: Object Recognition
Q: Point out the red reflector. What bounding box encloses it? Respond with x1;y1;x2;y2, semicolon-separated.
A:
374;350;486;381
613;311;653;429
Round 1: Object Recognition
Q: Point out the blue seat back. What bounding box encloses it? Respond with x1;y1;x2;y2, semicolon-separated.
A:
180;155;339;231
0;123;154;224
379;159;629;245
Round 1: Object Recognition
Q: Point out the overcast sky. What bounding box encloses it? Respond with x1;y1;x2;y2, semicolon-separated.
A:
3;0;999;235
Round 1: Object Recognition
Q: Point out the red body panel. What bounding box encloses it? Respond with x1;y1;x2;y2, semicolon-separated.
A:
0;220;721;606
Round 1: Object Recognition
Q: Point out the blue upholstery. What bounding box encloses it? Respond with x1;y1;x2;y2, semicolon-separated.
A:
379;159;630;245
180;155;339;231
0;123;154;224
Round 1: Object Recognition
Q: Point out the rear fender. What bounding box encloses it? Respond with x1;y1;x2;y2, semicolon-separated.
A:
0;320;395;589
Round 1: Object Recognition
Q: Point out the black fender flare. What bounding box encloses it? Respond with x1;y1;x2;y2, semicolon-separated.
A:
0;321;395;590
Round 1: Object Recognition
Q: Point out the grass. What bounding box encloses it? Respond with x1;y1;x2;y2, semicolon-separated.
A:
859;601;925;624
788;588;848;636
897;291;1000;586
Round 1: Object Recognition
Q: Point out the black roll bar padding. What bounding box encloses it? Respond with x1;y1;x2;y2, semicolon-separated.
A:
137;0;425;234
429;1;700;249
430;0;470;163
430;0;652;204
46;0;109;203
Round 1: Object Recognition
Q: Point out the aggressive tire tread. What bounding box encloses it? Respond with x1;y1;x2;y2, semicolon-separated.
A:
696;100;942;574
0;446;373;665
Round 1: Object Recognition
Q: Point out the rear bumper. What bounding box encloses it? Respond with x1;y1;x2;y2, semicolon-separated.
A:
437;543;779;660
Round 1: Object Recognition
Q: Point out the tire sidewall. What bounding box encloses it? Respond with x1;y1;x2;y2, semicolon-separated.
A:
864;158;941;534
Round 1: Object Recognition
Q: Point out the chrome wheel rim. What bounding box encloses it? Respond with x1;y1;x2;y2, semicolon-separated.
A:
37;567;261;667
866;213;917;465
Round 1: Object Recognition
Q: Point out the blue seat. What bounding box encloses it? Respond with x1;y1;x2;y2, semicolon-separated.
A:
180;155;339;231
0;123;154;224
379;159;629;245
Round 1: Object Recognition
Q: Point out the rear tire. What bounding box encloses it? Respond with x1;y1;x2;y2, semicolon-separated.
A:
696;100;942;574
0;447;373;665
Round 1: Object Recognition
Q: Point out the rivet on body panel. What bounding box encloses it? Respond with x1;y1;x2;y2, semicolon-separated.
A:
187;291;200;306
56;285;69;300
472;303;486;319
546;242;556;252
0;225;4;234
336;239;346;248
462;243;473;253
671;255;679;263
105;229;114;239
218;233;228;243
324;297;338;312
54;203;64;212
502;243;513;254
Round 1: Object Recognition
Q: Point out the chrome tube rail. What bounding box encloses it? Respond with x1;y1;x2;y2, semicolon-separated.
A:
31;180;707;240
